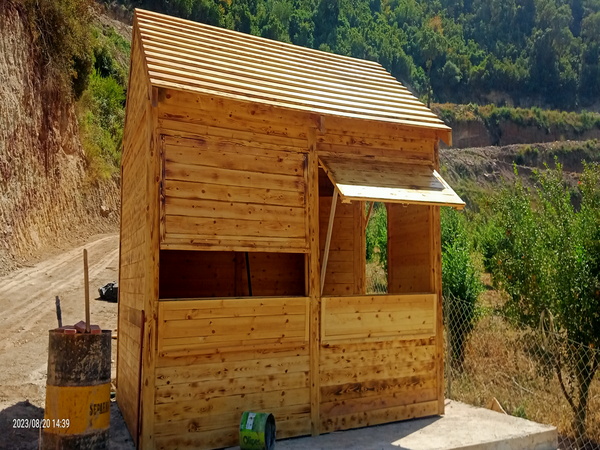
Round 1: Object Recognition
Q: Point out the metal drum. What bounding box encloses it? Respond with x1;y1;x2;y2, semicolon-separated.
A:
41;329;111;449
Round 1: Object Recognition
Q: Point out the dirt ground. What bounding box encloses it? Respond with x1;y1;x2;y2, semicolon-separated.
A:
0;233;135;449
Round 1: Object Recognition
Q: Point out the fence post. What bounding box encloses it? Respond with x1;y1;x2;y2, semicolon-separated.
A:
445;302;452;400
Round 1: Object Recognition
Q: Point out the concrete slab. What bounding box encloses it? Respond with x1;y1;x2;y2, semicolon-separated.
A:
227;400;557;450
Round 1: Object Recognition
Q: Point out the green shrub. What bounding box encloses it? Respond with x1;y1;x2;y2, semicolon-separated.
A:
442;207;484;371
78;71;125;179
491;163;600;439
21;0;94;99
365;202;388;272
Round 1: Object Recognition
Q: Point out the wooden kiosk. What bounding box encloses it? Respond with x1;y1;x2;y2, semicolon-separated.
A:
118;9;465;449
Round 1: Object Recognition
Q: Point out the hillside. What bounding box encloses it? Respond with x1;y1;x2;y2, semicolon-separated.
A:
108;0;600;110
0;1;124;276
440;140;600;208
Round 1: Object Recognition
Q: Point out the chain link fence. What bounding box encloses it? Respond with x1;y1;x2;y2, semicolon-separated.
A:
444;294;600;450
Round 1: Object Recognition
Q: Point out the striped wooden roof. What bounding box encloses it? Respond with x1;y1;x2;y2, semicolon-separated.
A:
134;8;451;137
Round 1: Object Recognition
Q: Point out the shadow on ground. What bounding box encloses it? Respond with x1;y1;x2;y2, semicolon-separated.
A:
0;400;135;450
0;401;43;450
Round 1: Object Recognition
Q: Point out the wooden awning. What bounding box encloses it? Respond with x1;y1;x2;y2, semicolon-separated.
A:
319;155;465;209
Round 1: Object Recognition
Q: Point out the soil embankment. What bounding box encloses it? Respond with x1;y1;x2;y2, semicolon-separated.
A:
0;1;119;277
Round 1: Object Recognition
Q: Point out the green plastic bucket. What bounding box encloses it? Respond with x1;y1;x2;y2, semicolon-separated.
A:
239;411;276;450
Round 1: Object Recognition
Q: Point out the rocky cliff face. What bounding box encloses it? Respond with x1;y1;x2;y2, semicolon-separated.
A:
0;2;119;275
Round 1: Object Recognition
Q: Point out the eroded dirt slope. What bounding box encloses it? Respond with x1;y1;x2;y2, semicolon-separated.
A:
0;2;119;276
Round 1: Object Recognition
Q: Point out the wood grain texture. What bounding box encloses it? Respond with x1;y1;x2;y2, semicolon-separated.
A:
154;297;311;448
117;25;150;446
159;134;309;252
319;195;359;296
432;141;445;415
134;9;452;141
320;400;439;433
139;83;161;448
319;155;464;208
306;129;321;436
388;204;434;294
158;297;309;354
322;294;436;343
319;336;439;431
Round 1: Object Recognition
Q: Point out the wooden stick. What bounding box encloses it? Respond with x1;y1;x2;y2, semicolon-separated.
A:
364;201;375;232
83;249;91;333
320;188;338;295
55;296;62;328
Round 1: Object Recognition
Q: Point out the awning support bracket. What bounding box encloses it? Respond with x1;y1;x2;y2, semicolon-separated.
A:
320;188;338;295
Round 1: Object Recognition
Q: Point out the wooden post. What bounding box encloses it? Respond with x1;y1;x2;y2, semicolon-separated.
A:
139;86;160;450
354;201;366;295
364;201;375;233
307;127;321;436
432;140;445;414
83;249;91;333
320;188;338;295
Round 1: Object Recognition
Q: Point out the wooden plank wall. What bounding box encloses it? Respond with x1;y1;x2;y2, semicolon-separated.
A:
319;196;365;296
157;89;312;253
387;204;433;294
316;127;442;431
316;118;437;166
320;294;438;431
159;250;305;298
154;297;311;449
117;27;152;443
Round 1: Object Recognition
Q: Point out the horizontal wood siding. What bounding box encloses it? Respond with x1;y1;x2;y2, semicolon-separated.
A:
117;28;150;444
322;294;436;344
159;130;308;252
316;126;436;165
156;90;311;252
320;294;439;431
319;197;360;296
388;204;433;294
155;297;311;449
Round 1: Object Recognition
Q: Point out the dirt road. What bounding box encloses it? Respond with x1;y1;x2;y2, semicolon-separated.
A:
0;233;135;449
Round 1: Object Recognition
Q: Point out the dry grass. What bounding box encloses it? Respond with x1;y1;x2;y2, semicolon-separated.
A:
447;288;600;449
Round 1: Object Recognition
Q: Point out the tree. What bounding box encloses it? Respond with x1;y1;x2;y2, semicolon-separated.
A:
492;163;600;439
415;16;447;107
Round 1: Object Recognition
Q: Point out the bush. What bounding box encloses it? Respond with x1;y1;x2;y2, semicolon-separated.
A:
21;0;94;99
78;71;125;179
365;202;388;272
491;163;600;439
442;207;484;371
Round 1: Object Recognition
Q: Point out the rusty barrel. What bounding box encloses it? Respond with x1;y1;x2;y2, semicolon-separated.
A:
41;329;111;449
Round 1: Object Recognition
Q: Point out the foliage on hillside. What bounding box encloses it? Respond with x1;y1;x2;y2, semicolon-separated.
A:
18;0;94;99
77;25;129;179
435;103;600;135
16;0;128;180
118;0;600;109
486;163;600;438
